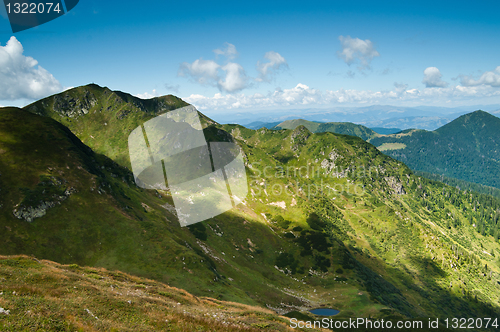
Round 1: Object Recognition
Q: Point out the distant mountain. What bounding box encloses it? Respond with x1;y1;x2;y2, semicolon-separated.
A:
361;115;454;131
243;120;282;129
371;110;500;189
370;127;402;135
210;104;500;131
274;119;379;141
273;119;321;132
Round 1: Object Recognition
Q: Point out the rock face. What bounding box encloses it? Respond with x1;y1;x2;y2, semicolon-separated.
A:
13;201;57;222
290;126;310;152
321;148;346;177
12;177;76;223
385;176;406;195
52;90;98;118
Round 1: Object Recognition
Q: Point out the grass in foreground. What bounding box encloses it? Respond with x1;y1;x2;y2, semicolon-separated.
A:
0;255;323;332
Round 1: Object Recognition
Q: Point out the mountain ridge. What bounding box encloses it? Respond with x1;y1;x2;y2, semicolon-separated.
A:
273;118;379;141
22;84;214;170
2;86;500;328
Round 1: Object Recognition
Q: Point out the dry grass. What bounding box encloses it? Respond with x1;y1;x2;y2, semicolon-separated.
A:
0;255;326;331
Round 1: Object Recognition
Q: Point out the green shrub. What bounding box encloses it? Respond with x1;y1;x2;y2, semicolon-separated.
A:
306;213;326;230
272;215;291;229
188;223;208;241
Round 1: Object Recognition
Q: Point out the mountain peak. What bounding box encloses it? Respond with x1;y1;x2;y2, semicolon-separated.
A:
436;109;500;135
21;84;213;169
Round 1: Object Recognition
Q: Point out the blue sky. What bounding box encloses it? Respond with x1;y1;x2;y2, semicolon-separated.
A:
1;0;500;115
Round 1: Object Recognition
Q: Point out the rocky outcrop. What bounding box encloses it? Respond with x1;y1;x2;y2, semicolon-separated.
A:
52;90;97;118
320;148;346;177
290;126;310;152
385;176;406;195
13;178;76;223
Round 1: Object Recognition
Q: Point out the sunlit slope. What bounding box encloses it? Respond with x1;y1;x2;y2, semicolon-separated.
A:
0;107;400;316
223;123;500;325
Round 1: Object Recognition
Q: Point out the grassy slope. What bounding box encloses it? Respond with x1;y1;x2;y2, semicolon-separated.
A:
415;170;500;200
370;110;500;189
0;255;306;332
2;87;500;329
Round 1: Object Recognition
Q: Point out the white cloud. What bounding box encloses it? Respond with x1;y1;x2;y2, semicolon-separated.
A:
213;42;238;60
422;67;448;88
135;89;160;99
184;82;500;111
0;36;62;100
218;62;248;93
178;58;220;85
180;44;288;93
185;83;323;110
274;83;322;104
178;58;249;93
460;66;500;87
337;35;380;70
179;43;252;93
256;51;287;82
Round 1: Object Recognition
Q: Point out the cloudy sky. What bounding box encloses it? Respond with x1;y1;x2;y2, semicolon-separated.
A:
1;0;500;114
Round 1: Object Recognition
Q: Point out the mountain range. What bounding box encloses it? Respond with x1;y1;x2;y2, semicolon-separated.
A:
212;104;500;131
273;119;380;141
1;84;500;330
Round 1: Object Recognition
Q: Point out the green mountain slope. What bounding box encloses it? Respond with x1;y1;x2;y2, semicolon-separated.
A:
370;111;500;189
0;107;298;308
274;119;379;141
2;89;500;329
225;124;500;323
414;170;500;200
